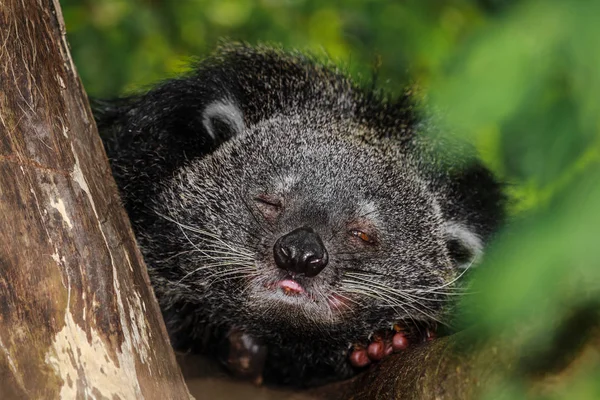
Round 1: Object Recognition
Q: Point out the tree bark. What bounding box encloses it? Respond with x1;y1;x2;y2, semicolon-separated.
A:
177;314;599;400
310;307;600;400
310;330;516;400
0;1;191;398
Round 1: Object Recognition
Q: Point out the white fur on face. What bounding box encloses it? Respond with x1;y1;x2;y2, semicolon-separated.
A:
274;174;299;193
444;221;483;268
202;99;245;139
356;200;380;221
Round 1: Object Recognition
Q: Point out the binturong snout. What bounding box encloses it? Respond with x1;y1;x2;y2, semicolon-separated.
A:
273;227;329;277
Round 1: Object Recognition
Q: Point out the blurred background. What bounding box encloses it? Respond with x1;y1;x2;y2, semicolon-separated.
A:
61;0;600;398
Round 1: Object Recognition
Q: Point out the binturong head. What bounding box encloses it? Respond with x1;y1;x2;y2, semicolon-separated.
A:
97;44;505;355
153;109;487;341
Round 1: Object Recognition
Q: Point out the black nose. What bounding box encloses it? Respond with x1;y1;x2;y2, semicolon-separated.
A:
273;227;329;277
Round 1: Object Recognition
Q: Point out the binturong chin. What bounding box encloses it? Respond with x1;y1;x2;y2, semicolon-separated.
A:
95;43;506;387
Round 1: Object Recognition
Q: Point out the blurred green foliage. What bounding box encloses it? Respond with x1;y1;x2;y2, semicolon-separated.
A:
63;0;487;97
62;0;599;398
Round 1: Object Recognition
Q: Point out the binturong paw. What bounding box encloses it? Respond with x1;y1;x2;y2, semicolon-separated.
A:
349;324;436;368
223;328;268;385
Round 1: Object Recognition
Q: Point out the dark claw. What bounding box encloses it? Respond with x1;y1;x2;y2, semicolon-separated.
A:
425;328;436;342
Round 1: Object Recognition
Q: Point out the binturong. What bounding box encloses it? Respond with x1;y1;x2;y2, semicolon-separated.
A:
95;43;506;387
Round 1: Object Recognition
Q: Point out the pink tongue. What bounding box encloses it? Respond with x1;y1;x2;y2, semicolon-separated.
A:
277;279;305;294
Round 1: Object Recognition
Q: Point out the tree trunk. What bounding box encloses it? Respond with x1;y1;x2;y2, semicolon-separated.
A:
0;1;191;398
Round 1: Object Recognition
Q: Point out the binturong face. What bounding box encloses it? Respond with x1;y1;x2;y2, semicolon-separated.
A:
150;110;462;341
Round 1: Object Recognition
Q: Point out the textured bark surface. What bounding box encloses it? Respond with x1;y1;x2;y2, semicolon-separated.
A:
179;316;600;400
310;331;514;400
310;317;600;400
0;1;191;398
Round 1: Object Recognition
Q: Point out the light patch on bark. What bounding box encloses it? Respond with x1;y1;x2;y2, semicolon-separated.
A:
125;248;134;272
56;73;66;89
112;248;152;368
113;264;152;367
50;197;72;229
82;291;87;322
51;252;61;264
123;251;152;358
70;144;91;201
45;143;154;395
45;288;143;399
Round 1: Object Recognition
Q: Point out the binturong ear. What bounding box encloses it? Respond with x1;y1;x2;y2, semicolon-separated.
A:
201;99;245;141
444;221;484;269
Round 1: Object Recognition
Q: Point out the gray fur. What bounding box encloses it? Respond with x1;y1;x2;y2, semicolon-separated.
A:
96;44;505;386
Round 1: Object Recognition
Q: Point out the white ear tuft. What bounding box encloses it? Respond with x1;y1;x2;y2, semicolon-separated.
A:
202;99;245;139
444;221;483;269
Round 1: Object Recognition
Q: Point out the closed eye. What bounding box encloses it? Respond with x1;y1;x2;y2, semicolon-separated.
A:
254;194;283;220
254;195;282;208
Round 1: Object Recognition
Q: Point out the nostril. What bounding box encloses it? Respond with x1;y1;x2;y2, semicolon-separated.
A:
304;251;328;277
273;240;292;270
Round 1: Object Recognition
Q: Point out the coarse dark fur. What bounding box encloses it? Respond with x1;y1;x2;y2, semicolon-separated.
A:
95;43;505;387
